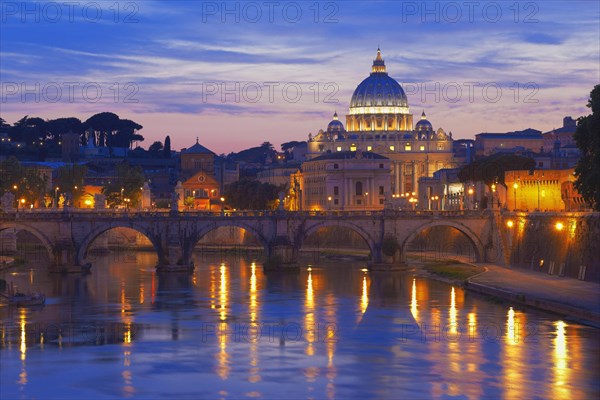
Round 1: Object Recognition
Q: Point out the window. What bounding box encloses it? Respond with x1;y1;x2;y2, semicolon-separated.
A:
367;146;372;151
336;146;342;152
357;199;362;205
379;186;384;195
437;144;444;150
389;146;395;151
350;144;357;151
334;186;339;195
334;199;339;205
405;144;412;151
333;163;339;169
538;162;544;167
355;181;363;196
379;199;384;205
420;145;425;151
379;163;384;169
318;144;324;152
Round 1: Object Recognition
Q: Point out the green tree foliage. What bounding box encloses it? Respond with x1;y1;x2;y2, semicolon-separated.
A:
0;157;48;206
458;153;535;187
224;179;281;210
574;84;600;210
102;162;145;208
163;135;171;158
55;164;88;205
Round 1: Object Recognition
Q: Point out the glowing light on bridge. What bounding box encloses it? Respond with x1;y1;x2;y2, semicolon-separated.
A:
555;222;564;231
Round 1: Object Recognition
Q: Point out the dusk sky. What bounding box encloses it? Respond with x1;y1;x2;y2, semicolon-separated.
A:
1;0;599;154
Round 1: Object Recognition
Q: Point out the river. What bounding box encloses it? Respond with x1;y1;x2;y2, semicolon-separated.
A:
1;251;599;399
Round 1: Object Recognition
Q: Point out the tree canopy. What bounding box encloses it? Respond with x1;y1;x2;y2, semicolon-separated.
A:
101;162;145;208
458;153;535;186
574;84;600;210
224;179;281;210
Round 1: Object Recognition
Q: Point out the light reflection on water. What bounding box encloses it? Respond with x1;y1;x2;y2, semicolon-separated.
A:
1;251;599;399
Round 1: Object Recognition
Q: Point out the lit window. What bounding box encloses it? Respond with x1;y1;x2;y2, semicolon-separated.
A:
367;146;372;151
336;146;342;152
389;146;395;151
405;144;412;151
420;145;425;151
350;144;357;151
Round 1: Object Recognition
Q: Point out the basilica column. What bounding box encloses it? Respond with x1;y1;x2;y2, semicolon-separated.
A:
394;163;399;194
399;163;405;194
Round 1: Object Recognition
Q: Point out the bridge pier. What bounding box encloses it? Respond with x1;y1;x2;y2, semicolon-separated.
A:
0;229;18;255
156;243;194;273
264;237;299;271
51;243;90;273
368;248;406;271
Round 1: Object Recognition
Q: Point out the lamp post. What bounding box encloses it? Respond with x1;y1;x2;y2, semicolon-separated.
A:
364;192;368;210
121;188;125;204
220;196;225;215
513;182;519;211
54;186;60;208
327;196;332;211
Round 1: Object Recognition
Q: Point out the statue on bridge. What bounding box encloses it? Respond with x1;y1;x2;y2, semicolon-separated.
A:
1;192;15;212
171;191;180;212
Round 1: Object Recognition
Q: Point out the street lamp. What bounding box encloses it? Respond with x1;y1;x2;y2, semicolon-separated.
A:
506;220;514;228
220;196;225;214
327;196;332;211
121;188;125;204
364;192;369;209
555;222;564;231
54;187;60;208
513;182;519;211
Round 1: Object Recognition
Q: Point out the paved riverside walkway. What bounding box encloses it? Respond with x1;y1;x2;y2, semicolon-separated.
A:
467;263;600;325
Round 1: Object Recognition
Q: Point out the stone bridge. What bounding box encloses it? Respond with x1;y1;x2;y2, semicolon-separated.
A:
0;209;505;272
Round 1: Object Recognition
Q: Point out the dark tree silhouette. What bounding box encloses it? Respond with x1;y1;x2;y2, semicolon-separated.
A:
163;135;171;158
574;84;600;210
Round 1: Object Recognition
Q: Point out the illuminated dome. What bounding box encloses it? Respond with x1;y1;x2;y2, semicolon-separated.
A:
415;110;433;131
327;111;345;132
349;48;409;113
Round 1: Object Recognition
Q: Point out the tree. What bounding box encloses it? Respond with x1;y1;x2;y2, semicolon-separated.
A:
224;179;281;210
0;157;48;207
458;153;535;187
163;135;171;158
574;84;600;210
102;162;145;208
55;164;88;206
148;141;163;156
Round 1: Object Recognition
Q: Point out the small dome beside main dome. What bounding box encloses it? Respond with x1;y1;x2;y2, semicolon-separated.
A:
415;110;433;131
327;111;345;133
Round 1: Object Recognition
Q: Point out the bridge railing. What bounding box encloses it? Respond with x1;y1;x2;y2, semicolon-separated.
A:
0;208;501;219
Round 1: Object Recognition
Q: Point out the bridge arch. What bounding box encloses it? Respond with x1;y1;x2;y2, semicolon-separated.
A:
300;220;378;259
186;221;270;259
0;223;54;259
76;222;162;266
401;220;484;262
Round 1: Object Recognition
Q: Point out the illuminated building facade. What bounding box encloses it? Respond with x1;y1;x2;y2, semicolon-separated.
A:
307;49;455;196
289;151;391;211
505;169;589;211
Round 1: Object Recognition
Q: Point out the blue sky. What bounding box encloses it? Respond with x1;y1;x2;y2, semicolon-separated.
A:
1;0;599;153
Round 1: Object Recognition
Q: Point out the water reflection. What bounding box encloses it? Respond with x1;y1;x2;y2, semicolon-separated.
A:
0;252;598;399
553;320;570;398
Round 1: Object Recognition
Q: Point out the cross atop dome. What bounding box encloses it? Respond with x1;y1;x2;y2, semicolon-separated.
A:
371;47;387;74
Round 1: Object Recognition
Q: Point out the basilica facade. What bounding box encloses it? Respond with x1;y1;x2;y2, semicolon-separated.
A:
306;49;456;196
